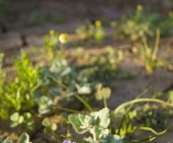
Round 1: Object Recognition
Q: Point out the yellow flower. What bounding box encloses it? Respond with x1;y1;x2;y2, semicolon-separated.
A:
59;33;68;43
95;20;102;27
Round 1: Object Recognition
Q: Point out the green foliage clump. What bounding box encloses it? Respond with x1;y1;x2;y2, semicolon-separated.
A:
1;133;31;143
0;50;41;119
69;108;124;143
139;30;165;74
76;20;105;42
72;46;123;85
113;5;173;42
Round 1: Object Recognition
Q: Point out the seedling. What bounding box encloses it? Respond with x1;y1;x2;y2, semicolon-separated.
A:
140;30;165;74
1;133;31;143
76;20;105;42
10;112;34;131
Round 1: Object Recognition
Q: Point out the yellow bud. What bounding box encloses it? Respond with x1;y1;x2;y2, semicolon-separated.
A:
95;20;102;27
169;11;173;17
59;33;68;43
49;30;55;36
137;5;143;12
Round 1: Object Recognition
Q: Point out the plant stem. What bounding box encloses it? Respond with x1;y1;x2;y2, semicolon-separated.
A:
114;98;173;115
152;29;160;61
56;107;80;113
103;95;107;108
126;85;152;112
50;76;93;112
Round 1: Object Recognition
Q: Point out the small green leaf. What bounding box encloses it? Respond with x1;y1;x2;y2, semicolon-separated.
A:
51;123;57;131
3;137;13;143
18;116;24;124
98;108;110;128
42;118;51;127
93;126;101;140
10;112;19;122
23;112;32;119
27;121;34;126
10;122;19;128
17;133;30;143
44;127;51;133
68;115;88;134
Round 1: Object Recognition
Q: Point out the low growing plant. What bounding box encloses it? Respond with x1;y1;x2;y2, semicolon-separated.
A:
76;20;105;42
139;30;165;74
112;5;173;42
0;133;31;143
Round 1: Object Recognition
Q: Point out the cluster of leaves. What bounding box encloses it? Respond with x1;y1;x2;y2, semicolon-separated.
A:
0;133;31;143
132;105;173;129
1;10;173;142
76;20;105;42
0;29;124;133
139;30;165;74
68;99;170;143
0;50;41;119
112;5;173;42
71;46;124;85
69;108;124;143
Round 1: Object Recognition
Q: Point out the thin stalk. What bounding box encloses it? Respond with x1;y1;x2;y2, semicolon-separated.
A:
114;98;173;115
152;29;160;61
126;85;152;112
103;95;107;108
137;127;166;135
142;37;149;59
50;76;93;112
56;107;80;113
124;136;155;143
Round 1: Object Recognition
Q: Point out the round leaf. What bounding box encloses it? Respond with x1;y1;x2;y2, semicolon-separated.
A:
42;118;51;127
10;112;19;122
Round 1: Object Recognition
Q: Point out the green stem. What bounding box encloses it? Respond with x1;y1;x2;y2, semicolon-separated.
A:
137;126;166;135
50;76;93;112
126;85;152;112
142;37;149;59
114;98;173;115
56;107;80;113
152;29;160;61
103;95;107;108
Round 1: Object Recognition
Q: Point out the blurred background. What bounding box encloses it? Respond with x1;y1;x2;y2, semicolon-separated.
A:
1;0;173;32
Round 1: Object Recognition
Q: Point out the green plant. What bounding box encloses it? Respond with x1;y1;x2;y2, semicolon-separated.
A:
113;5;173;42
112;5;153;42
44;30;59;61
66;85;173;143
139;30;165;74
1;133;31;143
0;50;41;119
69;105;167;143
69;107;124;143
42;117;57;133
71;46;124;86
76;20;105;42
10;112;34;130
